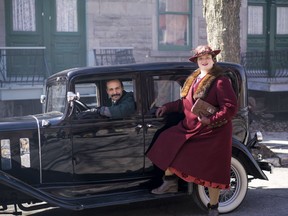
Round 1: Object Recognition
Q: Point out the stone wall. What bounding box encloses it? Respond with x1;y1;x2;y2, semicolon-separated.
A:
86;0;154;65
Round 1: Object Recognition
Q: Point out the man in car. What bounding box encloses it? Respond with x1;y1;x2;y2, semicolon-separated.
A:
82;79;135;119
99;79;136;118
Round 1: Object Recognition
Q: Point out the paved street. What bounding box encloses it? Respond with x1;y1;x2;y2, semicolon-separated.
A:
3;167;287;216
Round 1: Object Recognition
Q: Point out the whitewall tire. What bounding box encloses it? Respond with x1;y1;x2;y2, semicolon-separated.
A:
192;157;248;213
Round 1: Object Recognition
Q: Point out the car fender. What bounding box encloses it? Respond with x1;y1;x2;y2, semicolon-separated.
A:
0;170;83;210
232;138;268;180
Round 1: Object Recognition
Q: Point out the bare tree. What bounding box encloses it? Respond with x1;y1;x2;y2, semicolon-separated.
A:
203;0;241;63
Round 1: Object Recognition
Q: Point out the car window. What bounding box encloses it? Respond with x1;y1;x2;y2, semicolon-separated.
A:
150;75;182;108
46;81;67;113
74;76;137;119
75;83;99;108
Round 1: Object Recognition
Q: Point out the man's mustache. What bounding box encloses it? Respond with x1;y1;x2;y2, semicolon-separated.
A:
111;94;121;97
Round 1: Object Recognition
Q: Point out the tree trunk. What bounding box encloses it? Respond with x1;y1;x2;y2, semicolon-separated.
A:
203;0;241;63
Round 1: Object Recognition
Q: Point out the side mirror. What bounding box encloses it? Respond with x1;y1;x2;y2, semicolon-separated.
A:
255;131;263;142
67;91;80;103
40;95;46;104
247;131;263;148
67;92;80;116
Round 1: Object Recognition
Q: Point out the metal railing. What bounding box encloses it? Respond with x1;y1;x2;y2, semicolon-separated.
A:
0;47;50;86
93;47;136;66
241;50;288;78
1;47;288;86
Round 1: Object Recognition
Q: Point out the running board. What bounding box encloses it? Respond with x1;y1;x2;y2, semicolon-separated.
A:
0;171;187;210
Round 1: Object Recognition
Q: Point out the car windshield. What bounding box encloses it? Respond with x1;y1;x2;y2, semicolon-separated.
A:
45;79;67;113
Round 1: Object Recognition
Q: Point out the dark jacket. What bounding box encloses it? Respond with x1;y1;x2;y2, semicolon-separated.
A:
106;91;136;118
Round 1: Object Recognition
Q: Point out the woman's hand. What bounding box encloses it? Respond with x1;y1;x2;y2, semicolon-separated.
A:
156;106;167;117
197;114;210;125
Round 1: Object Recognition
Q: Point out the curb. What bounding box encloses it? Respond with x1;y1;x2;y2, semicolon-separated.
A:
259;132;288;167
261;141;288;167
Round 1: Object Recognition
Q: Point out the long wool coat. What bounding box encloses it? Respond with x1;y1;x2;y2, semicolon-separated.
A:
147;68;238;189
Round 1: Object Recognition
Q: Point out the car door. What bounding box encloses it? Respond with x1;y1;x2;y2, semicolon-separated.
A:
141;70;191;176
70;72;145;194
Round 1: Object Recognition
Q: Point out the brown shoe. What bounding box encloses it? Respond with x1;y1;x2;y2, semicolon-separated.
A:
151;176;178;194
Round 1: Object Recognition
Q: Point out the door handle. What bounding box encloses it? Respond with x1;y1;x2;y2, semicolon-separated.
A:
135;124;143;134
146;123;155;128
144;123;156;133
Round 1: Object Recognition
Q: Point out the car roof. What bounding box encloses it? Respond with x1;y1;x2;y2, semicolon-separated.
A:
47;62;246;82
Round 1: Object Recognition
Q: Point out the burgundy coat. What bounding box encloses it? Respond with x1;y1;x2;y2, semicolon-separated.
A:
147;74;238;188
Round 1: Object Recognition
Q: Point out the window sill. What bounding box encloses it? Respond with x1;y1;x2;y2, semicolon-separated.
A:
149;50;192;58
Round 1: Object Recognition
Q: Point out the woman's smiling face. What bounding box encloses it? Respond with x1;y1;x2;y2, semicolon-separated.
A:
197;54;214;71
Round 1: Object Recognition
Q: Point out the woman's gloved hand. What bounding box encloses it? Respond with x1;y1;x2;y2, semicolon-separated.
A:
156;106;167;117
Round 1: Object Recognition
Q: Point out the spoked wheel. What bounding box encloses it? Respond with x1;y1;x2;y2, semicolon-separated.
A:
192;157;248;213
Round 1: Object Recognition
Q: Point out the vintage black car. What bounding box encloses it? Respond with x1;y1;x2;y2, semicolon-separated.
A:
0;62;271;215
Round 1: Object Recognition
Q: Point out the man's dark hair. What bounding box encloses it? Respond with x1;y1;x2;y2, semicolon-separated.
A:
106;79;124;88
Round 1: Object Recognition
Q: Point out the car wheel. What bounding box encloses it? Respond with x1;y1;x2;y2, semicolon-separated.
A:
192;157;248;213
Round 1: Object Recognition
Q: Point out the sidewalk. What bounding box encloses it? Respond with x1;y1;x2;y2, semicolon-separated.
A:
259;132;288;167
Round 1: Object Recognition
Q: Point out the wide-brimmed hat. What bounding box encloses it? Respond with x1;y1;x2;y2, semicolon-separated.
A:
189;45;221;63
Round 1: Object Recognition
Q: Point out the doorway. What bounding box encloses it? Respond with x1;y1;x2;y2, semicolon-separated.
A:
247;0;288;52
5;0;86;75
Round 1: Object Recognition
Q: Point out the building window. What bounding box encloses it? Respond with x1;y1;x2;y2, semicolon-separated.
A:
56;0;78;32
12;0;36;32
158;0;192;51
276;7;288;35
248;5;263;35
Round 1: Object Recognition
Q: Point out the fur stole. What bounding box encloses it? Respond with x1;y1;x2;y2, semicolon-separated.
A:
180;68;224;100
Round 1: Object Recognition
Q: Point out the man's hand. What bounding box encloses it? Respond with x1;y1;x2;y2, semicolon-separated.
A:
86;108;100;113
77;107;100;119
98;106;112;117
156;106;167;117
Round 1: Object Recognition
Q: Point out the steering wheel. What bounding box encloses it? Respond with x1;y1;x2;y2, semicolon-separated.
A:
74;101;106;119
74;100;91;113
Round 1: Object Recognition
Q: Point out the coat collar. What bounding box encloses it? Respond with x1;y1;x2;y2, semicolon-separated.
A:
180;68;224;100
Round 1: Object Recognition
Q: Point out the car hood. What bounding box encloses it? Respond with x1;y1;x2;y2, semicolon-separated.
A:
0;112;63;132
